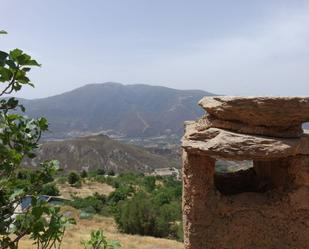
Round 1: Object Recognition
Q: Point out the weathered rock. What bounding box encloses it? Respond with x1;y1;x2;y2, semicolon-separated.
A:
182;121;309;160
182;96;309;249
198;114;303;138
182;151;215;249
199;96;309;128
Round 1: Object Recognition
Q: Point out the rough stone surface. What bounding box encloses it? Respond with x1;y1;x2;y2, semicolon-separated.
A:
199;114;303;138
182;151;215;249
183;154;309;249
182;121;309;160
199;96;309;130
183;96;309;249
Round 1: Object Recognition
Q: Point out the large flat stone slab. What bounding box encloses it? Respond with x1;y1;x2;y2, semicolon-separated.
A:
182;121;309;160
199;96;309;127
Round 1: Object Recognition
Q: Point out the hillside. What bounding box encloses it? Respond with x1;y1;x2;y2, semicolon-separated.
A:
21;82;214;139
25;134;178;172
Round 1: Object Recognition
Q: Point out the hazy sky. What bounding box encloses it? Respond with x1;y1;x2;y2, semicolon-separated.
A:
1;0;309;98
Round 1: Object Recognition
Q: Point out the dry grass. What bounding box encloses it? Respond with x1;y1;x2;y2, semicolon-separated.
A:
20;206;183;249
58;181;115;199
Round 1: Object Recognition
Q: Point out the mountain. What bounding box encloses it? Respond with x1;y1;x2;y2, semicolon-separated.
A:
21;82;214;139
25;134;178;172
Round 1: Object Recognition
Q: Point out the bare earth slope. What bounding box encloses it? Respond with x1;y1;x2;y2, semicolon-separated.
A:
25;134;177;172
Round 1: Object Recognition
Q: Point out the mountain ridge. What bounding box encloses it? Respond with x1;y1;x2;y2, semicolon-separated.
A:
20;82;214;139
24;134;178;172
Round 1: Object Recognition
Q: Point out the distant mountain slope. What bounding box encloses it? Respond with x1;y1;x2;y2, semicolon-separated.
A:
21;82;214;138
25;135;178;172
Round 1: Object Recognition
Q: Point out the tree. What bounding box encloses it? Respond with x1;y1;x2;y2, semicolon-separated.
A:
107;170;115;176
0;31;75;248
68;171;81;186
80;170;88;178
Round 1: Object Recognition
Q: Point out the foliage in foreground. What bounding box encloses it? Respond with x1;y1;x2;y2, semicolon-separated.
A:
0;31;75;249
81;229;121;249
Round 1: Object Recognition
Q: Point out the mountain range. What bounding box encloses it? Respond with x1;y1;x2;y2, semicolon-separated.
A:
21;82;214;139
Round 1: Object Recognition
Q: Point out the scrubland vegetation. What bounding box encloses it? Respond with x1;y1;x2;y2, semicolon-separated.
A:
15;169;183;248
48;170;183;241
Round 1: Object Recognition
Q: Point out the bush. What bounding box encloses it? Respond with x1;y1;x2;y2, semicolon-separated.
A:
70;194;107;215
114;191;182;240
81;229;121;249
107;169;115;176
115;192;157;236
68;171;81;186
112;174;183;240
96;168;106;175
143;176;156;192
40;183;60;196
56;176;68;184
107;185;134;206
80;170;88;178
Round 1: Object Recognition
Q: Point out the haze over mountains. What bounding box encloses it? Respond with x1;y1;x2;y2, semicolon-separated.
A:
21;82;214;139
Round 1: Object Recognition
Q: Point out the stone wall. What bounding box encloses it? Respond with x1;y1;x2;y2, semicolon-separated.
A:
182;96;309;249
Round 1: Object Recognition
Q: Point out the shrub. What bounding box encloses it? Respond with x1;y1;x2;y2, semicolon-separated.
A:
107;185;134;206
81;229;121;249
143;176;156;192
56;175;68;184
68;171;81;186
115;192;182;239
70;194;107;215
40;183;60;196
115;192;157;236
96;168;106;175
80;170;88;178
107;169;115;176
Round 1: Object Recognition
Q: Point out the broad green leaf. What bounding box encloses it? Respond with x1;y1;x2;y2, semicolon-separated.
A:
0;30;7;34
5;59;17;69
16;53;31;65
0;67;13;81
26;59;41;66
0;50;8;62
9;48;23;60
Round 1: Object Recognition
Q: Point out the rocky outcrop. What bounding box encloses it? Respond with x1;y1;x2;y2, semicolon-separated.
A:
182;96;309;249
199;96;309;137
183;121;309;160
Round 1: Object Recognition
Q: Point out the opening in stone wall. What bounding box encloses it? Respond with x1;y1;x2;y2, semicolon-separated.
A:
214;160;266;195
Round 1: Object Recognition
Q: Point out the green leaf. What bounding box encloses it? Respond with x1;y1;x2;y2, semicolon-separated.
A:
0;30;7;34
22;67;31;72
10;48;23;60
0;50;8;62
5;59;17;69
26;59;41;67
38;117;48;130
0;67;13;81
16;53;31;65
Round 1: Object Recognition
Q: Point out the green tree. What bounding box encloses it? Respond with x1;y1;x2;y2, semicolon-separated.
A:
115;192;157;236
80;170;88;178
68;171;81;186
107;170;115;176
40;183;60;196
0;31;75;248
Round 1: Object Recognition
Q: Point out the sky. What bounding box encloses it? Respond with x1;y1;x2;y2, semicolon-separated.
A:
1;0;309;99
